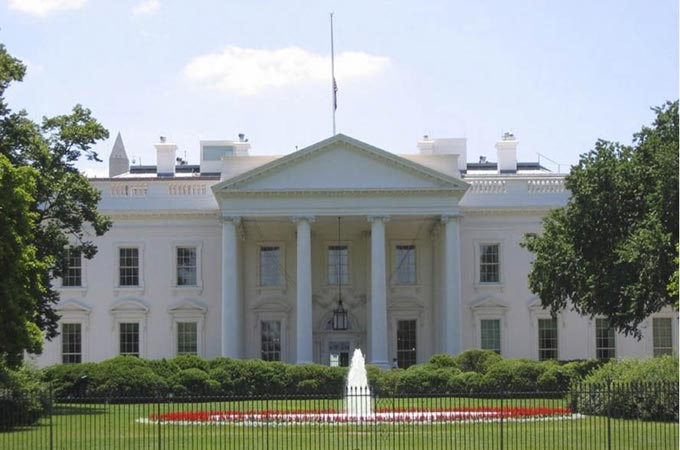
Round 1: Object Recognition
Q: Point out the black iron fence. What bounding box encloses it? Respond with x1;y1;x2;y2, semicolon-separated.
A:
1;383;677;449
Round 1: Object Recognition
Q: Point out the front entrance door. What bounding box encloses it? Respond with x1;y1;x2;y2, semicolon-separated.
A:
329;341;351;367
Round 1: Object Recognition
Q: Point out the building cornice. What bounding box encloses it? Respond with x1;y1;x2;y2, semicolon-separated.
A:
216;187;466;198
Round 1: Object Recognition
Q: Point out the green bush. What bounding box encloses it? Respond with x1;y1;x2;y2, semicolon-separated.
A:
88;356;168;398
396;364;461;395
172;368;217;396
452;349;502;374
0;362;48;428
570;356;679;421
41;362;99;398
481;359;546;392
429;354;457;369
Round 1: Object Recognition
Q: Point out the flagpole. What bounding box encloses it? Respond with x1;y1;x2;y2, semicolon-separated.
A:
330;12;337;135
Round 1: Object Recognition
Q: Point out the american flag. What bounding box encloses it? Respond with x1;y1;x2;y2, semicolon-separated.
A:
333;77;338;111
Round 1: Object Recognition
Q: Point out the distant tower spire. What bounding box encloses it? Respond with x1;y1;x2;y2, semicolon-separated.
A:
109;132;130;177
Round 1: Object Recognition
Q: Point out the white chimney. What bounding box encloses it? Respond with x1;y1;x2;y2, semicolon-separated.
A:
495;132;518;173
155;137;178;177
417;136;467;172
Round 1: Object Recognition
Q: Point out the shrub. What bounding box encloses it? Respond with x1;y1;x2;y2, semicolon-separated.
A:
0;362;48;428
429;354;457;369
88;356;168;399
481;359;546;392
453;350;502;374
172;368;216;396
396;364;461;395
570;356;679;421
41;362;99;398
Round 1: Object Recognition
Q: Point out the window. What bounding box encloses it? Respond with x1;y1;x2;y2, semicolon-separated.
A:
595;318;616;360
480;319;501;354
653;318;673;356
328;245;349;285
397;320;417;368
119;322;140;356
176;247;197;286
177;322;198;355
62;323;82;364
259;246;281;287
62;248;82;287
395;245;416;285
538;318;558;360
479;243;500;283
119;248;139;286
261;320;281;361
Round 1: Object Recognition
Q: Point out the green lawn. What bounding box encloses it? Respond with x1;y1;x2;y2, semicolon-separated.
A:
1;397;677;450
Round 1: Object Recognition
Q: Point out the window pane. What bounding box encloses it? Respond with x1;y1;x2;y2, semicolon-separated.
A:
653;318;673;356
119;322;140;356
328;246;349;285
397;320;417;368
480;244;500;283
395;245;416;285
538;318;558;360
62;323;82;364
62;248;82;287
260;246;281;287
177;247;197;286
261;320;281;361
480;319;501;354
119;248;139;286
595;318;616;360
177;322;198;354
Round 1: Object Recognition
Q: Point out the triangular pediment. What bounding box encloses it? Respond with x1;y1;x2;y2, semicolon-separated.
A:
213;134;468;193
470;295;509;311
57;299;92;314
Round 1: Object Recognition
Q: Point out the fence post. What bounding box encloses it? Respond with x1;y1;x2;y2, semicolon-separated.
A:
48;385;54;450
157;397;162;450
606;382;612;450
499;392;504;450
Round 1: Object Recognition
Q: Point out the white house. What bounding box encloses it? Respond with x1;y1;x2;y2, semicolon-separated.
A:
37;133;678;368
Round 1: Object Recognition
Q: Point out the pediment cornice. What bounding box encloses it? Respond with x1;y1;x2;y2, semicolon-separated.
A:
212;134;468;194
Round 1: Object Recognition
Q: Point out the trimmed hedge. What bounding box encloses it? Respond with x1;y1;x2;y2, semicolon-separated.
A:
41;350;657;400
569;356;679;421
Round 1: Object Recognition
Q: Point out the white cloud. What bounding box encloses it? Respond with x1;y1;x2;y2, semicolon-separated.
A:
8;0;86;16
132;0;160;16
183;46;390;95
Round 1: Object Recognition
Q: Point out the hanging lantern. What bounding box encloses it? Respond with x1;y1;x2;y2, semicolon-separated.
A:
332;298;348;331
332;216;348;331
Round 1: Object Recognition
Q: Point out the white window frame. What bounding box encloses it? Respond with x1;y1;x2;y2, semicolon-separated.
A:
390;241;419;287
470;296;508;357
594;317;617;360
388;300;424;366
252;302;290;362
536;317;559;361
114;243;145;292
528;298;562;361
260;319;283;362
168;300;207;357
474;240;504;288
256;241;286;290
325;240;353;287
649;313;678;356
56;300;91;364
110;300;149;358
172;242;203;291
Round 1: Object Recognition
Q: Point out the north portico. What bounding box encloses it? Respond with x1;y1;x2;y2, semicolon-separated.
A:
212;135;468;368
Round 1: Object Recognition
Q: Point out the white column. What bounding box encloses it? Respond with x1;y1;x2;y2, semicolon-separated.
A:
368;215;389;368
221;216;242;358
442;215;462;355
293;216;315;364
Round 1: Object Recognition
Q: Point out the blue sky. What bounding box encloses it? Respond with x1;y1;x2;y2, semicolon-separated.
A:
2;0;677;176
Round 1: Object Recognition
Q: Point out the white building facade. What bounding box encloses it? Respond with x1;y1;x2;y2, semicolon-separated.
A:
37;133;678;368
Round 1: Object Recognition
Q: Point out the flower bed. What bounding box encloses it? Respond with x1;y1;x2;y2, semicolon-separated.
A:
141;406;577;426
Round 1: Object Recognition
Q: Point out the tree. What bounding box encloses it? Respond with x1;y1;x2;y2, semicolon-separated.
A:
0;44;111;365
522;101;679;337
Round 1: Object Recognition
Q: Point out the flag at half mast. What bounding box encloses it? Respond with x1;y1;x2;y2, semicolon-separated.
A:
333;77;338;111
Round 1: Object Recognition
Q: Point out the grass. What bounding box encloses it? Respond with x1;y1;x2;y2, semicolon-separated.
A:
1;397;677;450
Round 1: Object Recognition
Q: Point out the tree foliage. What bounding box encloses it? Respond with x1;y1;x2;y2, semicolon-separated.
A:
0;44;111;365
522;101;679;337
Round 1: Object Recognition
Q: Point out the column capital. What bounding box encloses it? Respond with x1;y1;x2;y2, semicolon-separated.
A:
221;216;242;225
367;215;390;224
440;213;462;224
291;215;316;224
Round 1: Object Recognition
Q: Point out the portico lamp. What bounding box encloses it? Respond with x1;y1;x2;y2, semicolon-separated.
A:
332;216;349;331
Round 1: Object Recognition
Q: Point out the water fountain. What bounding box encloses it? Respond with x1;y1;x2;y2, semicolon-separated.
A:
142;349;577;426
344;349;374;418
